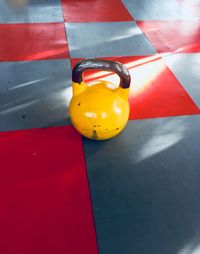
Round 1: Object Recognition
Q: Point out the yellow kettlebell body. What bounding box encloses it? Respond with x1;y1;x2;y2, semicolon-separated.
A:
69;59;131;140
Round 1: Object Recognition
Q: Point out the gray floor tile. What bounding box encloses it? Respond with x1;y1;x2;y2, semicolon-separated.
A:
0;59;72;131
0;0;64;23
122;0;195;20
66;22;156;58
84;115;200;254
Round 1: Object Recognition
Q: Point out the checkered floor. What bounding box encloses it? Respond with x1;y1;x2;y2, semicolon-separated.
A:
0;0;200;253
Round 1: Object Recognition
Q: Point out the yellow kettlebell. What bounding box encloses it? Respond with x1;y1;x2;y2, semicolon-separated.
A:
69;59;131;140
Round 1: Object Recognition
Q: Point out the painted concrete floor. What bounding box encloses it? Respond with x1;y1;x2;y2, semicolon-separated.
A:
0;0;200;254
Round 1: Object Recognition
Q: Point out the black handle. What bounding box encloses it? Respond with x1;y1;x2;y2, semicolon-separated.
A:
72;59;131;89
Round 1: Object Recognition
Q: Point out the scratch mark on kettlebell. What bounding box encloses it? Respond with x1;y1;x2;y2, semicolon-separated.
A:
91;130;98;140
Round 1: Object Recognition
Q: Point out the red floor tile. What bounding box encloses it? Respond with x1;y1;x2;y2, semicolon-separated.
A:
177;0;200;17
61;0;133;22
137;21;200;53
0;126;98;254
71;56;200;120
0;23;69;61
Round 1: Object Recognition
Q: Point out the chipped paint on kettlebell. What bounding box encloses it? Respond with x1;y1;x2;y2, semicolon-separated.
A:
69;59;131;140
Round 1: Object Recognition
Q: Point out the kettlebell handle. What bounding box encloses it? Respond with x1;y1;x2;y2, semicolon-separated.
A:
72;59;131;89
